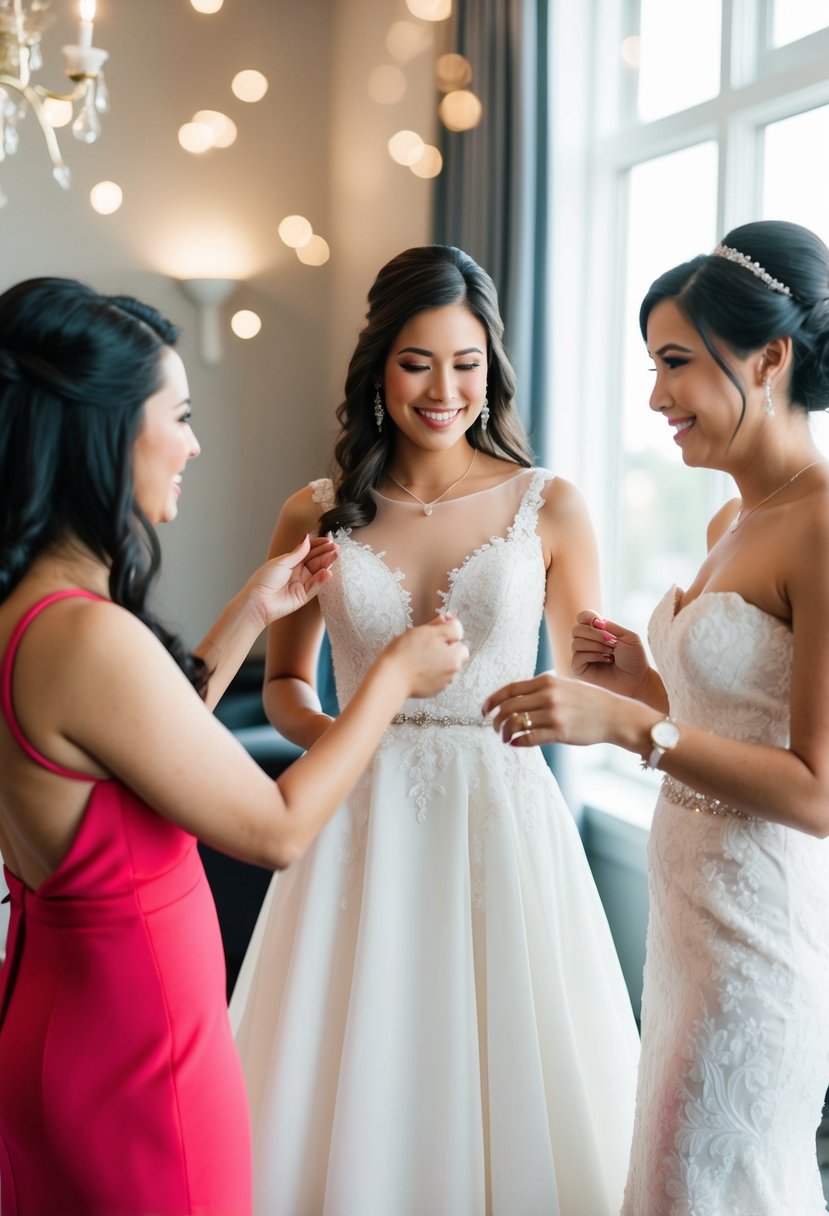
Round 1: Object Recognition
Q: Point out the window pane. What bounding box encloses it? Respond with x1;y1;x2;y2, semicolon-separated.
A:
762;105;829;451
772;0;829;47
618;143;719;644
637;0;721;122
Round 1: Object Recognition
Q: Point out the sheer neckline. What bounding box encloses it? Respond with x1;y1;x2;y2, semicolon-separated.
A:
372;466;530;508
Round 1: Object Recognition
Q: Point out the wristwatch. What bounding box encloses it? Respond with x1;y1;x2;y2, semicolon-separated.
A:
643;717;680;770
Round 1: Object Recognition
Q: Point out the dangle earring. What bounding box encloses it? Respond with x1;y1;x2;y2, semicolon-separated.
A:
374;381;384;430
763;376;775;418
480;393;490;431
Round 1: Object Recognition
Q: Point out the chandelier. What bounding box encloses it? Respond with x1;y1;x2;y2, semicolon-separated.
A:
0;0;108;201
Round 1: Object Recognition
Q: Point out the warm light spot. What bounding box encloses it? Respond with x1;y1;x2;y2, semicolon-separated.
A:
438;89;482;131
388;129;424;165
405;0;451;20
410;145;442;178
89;180;122;214
296;235;330;266
436;52;472;92
232;69;268;103
620;35;641;69
42;97;73;128
386;20;432;63
231;309;262;339
178;122;214;154
80;0;95;20
278;214;313;248
368;64;407;105
190;0;224;11
192;109;237;148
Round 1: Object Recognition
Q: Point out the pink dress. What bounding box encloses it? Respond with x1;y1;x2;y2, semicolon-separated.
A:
0;591;252;1216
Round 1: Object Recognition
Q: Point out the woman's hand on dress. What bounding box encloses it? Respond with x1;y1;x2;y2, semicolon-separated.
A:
386;614;469;699
243;534;339;630
482;671;619;748
571;610;651;697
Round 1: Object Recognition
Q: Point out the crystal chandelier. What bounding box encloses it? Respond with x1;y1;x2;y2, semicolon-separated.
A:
0;0;108;202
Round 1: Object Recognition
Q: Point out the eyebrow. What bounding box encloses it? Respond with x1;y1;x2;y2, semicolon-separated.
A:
654;343;693;356
396;346;484;356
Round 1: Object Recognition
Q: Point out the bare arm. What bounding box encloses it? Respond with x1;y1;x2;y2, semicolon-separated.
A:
12;596;468;876
262;488;340;749
195;533;338;711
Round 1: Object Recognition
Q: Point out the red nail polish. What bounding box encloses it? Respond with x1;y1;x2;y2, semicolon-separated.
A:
592;616;606;629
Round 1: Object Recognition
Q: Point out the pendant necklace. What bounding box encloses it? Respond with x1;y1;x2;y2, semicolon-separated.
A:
728;458;826;533
386;448;478;516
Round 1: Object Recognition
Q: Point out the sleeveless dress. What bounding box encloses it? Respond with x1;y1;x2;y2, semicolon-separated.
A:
0;591;252;1216
622;586;829;1216
232;468;640;1216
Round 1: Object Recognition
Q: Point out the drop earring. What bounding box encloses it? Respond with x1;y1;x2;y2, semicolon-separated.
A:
480;394;490;431
763;376;775;417
374;381;384;430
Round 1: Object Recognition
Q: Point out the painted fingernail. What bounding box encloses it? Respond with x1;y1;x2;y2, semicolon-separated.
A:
592;616;606;629
601;653;615;663
603;632;617;645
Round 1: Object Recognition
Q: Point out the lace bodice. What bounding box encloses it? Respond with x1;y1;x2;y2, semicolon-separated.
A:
648;585;792;748
311;469;553;718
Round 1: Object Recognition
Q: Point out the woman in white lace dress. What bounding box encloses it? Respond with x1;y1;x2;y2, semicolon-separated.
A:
231;245;639;1215
486;220;829;1216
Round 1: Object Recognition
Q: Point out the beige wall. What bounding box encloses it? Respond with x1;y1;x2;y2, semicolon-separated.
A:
0;0;437;645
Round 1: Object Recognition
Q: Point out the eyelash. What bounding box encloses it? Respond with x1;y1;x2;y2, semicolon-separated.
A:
179;410;193;424
649;358;687;372
399;361;481;373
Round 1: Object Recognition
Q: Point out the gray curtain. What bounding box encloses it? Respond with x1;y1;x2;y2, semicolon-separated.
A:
433;0;551;461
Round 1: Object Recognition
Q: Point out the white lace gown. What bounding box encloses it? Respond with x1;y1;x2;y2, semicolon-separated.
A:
622;586;829;1216
231;468;640;1216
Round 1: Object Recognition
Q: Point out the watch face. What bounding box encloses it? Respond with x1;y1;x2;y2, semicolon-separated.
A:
652;720;680;749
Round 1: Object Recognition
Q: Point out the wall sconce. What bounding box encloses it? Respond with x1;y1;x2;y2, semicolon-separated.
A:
176;277;238;365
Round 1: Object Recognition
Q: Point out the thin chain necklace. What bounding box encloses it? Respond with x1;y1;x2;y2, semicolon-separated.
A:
386;449;478;516
728;458;826;533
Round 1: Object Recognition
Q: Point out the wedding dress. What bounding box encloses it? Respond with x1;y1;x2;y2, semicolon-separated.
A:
231;467;639;1216
622;586;829;1216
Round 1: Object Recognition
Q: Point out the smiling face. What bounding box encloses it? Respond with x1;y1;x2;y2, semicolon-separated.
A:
132;347;200;524
646;298;767;469
382;303;488;451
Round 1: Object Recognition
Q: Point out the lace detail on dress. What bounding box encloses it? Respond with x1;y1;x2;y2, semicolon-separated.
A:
309;477;336;514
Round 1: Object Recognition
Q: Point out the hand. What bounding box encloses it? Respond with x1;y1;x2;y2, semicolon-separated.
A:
482;671;617;748
387;613;469;699
571;610;651;698
244;534;339;628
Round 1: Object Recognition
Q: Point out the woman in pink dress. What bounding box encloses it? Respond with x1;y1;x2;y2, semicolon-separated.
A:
0;276;467;1216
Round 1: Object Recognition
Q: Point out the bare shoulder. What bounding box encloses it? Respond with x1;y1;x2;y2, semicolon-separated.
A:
707;497;741;549
538;473;591;522
269;482;329;553
30;596;179;691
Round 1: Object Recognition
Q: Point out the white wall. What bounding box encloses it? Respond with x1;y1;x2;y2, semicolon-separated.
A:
0;0;437;646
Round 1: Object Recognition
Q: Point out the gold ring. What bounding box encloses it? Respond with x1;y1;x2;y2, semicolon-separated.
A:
521;711;532;731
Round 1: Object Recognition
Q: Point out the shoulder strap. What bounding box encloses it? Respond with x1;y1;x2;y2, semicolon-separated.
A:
1;590;106;780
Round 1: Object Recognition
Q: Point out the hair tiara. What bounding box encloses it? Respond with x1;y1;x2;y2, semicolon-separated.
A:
712;244;793;298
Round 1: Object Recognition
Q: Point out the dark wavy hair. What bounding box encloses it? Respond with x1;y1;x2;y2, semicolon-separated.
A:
319;244;533;533
0;276;208;694
639;220;829;440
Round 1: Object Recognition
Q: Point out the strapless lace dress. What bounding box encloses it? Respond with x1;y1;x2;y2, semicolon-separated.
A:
622;586;829;1216
232;468;639;1216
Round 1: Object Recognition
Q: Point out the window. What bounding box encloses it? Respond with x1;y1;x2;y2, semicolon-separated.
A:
550;0;829;793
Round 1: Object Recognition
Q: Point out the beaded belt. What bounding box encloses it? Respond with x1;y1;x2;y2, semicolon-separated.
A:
391;711;489;727
661;774;757;821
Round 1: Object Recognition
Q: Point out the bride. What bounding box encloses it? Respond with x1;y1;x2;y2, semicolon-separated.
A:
231;244;639;1216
